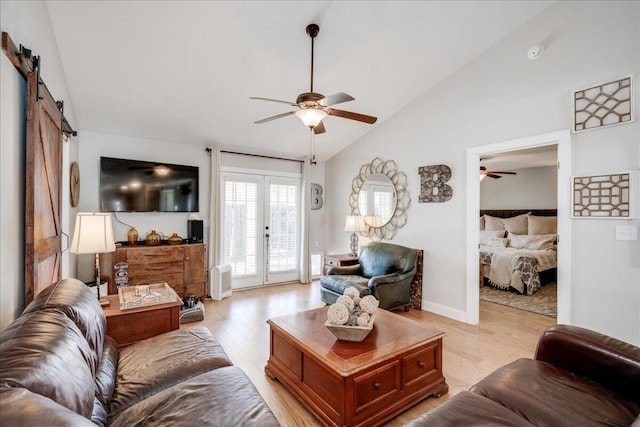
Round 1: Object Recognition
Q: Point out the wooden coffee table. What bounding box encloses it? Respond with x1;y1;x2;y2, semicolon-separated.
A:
265;307;448;427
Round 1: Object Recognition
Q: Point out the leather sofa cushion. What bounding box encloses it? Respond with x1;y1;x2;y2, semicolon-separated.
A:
0;310;97;418
470;358;640;427
0;388;96;426
320;275;371;296
109;366;279;426
404;391;535;427
109;326;233;417
22;278;106;365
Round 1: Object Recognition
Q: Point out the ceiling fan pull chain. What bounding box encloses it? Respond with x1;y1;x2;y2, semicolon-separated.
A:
310;129;317;165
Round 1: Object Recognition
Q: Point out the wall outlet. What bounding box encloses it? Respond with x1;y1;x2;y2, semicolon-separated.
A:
615;225;637;241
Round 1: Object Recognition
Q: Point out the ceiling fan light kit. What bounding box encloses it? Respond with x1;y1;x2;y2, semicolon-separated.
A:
251;23;377;135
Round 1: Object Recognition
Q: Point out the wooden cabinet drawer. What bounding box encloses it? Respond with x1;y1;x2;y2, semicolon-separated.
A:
403;343;440;389
129;261;184;275
127;273;184;293
126;247;184;263
353;361;401;413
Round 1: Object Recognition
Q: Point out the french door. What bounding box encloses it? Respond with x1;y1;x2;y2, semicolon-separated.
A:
222;172;300;289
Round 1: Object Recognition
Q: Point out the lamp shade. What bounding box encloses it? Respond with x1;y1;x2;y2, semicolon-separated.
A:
344;215;365;232
69;212;116;254
295;109;327;128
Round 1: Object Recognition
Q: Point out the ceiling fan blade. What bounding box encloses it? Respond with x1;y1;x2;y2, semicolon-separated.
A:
254;111;296;124
313;121;326;134
250;97;298;106
327;109;377;124
491;171;517;175
319;92;355;107
486;173;502;179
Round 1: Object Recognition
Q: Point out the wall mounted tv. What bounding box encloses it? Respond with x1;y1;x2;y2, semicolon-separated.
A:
100;157;199;212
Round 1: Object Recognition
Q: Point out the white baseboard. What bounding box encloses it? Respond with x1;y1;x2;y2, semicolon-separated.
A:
421;300;467;323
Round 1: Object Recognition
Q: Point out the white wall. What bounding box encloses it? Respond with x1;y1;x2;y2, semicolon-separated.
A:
0;0;79;330
325;1;640;344
480;166;557;209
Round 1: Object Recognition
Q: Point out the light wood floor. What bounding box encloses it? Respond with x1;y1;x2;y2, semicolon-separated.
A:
190;281;555;426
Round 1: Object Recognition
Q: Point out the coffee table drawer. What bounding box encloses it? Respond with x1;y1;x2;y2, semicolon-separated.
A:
403;342;440;389
353;361;401;413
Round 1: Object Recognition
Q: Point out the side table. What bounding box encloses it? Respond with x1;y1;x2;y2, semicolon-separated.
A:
102;294;181;345
322;253;359;275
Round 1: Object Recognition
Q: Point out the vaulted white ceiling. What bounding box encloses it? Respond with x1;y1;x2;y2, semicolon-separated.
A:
47;1;553;161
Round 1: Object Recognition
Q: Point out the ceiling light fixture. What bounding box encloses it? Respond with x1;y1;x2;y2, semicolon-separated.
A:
295;108;327;128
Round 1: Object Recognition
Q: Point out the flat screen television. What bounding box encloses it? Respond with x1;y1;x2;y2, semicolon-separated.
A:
100;157;199;212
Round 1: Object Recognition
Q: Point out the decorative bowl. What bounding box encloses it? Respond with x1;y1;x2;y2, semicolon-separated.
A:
325;315;375;342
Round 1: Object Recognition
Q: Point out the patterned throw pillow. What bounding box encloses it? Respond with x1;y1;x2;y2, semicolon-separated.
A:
479;230;506;245
487;237;509;248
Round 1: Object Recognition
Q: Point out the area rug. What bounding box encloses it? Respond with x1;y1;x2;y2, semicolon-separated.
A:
480;283;557;318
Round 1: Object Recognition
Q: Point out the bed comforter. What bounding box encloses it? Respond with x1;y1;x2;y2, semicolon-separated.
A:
479;245;557;295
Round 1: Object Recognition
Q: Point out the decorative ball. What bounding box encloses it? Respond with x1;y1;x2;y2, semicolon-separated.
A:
360;295;379;314
356;315;369;327
336;295;355;311
327;303;349;325
343;287;360;299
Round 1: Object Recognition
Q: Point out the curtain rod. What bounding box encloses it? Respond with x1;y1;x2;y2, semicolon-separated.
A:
206;148;304;163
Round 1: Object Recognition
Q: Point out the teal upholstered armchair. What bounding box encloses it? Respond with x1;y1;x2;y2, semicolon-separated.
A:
320;242;417;311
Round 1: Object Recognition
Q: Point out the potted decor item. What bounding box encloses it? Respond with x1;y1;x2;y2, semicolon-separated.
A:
127;227;139;246
145;230;161;246
167;233;183;245
325;287;379;342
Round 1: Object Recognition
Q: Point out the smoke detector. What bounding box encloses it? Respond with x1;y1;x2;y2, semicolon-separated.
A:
527;44;544;60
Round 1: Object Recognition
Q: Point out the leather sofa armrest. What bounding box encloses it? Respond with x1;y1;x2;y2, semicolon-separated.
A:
368;268;415;287
327;264;362;275
535;324;640;403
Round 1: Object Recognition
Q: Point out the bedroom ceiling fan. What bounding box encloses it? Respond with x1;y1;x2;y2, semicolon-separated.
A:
480;166;517;180
250;23;377;135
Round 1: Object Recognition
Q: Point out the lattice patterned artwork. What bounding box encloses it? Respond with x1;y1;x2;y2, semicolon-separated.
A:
573;76;633;132
572;173;630;218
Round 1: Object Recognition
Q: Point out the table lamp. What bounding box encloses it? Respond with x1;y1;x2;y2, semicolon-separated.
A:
70;212;116;306
344;215;365;257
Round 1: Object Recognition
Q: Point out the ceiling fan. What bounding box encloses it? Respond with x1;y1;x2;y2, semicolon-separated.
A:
250;24;377;134
480;166;517;179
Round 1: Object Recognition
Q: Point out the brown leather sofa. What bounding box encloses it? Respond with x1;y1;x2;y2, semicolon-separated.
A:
406;324;640;426
0;278;280;426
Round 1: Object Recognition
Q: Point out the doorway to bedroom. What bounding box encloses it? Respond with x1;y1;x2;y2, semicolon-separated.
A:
465;130;572;325
479;146;558;318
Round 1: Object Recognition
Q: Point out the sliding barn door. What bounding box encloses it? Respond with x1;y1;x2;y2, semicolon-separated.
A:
25;71;63;304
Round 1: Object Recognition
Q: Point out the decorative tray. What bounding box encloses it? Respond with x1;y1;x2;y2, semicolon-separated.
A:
118;282;179;310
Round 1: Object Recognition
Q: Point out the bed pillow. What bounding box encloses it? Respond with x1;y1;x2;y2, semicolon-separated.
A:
487;237;509;248
528;215;557;235
479;230;505;245
502;212;530;235
508;233;556;250
483;215;504;231
479;215;485;230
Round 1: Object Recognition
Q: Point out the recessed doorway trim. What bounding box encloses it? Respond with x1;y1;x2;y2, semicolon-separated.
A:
465;129;572;325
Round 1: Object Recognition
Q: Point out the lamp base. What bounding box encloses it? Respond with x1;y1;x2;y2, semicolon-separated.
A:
98;296;110;306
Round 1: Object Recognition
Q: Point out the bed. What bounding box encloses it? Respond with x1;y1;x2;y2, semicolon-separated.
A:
479;209;557;296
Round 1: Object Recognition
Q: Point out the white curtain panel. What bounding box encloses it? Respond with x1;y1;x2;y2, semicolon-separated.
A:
299;158;311;283
207;146;223;295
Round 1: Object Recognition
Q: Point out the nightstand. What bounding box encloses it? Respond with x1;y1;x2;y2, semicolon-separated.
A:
322;253;359;275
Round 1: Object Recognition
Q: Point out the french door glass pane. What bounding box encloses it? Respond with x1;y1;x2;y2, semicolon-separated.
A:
224;180;257;276
269;182;298;272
